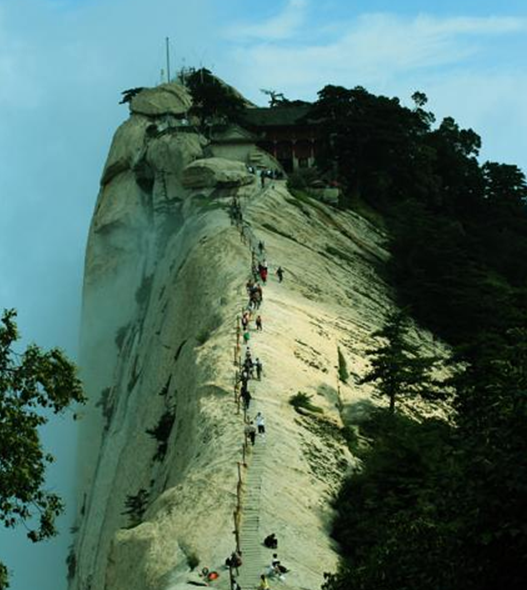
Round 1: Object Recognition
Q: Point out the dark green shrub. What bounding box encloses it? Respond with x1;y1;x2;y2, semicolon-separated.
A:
95;387;114;432
66;545;76;582
289;392;324;414
196;313;222;345
115;325;129;350
158;376;171;397
196;329;210;345
135;275;153;306
122;489;149;528
146;409;176;461
187;552;200;570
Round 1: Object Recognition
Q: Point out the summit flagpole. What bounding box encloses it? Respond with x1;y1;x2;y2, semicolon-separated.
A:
166;37;171;82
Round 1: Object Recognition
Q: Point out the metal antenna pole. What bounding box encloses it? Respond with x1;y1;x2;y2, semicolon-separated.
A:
166;37;171;82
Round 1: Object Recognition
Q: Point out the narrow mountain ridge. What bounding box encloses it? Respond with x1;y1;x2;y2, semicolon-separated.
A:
72;82;444;590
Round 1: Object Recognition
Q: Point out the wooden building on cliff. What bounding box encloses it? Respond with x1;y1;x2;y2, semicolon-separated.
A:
239;104;320;173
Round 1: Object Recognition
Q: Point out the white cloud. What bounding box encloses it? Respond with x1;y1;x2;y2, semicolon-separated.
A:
225;11;527;173
424;69;527;169
224;0;307;40
229;12;527;93
417;14;527;35
227;12;527;99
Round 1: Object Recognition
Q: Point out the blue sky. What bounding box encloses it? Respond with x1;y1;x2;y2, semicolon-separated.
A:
1;0;527;588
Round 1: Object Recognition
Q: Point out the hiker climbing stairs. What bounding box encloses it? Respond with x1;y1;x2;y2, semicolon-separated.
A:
237;440;266;589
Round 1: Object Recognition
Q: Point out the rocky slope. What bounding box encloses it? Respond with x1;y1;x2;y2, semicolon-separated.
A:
73;82;444;590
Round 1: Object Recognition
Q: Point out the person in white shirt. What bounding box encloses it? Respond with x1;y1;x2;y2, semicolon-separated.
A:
256;412;265;436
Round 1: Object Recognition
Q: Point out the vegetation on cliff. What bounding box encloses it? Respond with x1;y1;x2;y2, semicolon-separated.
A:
310;86;527;590
0;309;85;588
325;327;527;590
308;84;527;352
358;311;439;414
182;67;246;126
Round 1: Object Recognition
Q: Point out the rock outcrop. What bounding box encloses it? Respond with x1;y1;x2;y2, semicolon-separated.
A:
100;115;151;186
130;82;193;117
73;81;445;590
182;157;255;188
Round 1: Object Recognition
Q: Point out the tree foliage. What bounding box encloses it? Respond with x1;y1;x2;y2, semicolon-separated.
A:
326;333;527;590
260;88;289;107
311;83;527;590
307;85;434;208
360;311;438;413
118;87;144;105
184;68;245;125
309;84;527;351
326;412;455;590
0;309;84;588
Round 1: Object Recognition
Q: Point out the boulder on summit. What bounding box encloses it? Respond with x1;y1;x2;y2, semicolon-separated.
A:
182;157;255;188
130;82;193;117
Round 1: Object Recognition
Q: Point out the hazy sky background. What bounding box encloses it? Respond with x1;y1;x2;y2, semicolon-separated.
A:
1;0;527;588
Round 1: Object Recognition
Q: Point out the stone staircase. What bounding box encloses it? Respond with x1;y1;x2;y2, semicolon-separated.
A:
237;439;266;590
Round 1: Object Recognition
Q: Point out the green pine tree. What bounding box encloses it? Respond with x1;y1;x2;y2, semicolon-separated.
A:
360;311;438;413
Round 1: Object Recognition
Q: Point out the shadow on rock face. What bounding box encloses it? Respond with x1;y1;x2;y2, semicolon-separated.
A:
316;383;339;409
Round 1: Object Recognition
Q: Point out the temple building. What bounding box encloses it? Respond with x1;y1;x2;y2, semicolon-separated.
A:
239;104;320;172
209;124;281;171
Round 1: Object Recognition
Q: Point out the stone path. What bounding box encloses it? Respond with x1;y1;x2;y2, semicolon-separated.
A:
237;437;266;589
232;185;273;589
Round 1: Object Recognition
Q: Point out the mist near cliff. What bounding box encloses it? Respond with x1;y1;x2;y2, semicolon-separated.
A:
0;1;221;588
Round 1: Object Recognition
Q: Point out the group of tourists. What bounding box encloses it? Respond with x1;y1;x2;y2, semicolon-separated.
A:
255;534;290;588
246;279;263;312
240;348;264;381
243;245;292;590
244;411;266;446
245;166;284;189
242;311;263;333
225;550;243;570
260;168;284;188
255;260;268;284
225;545;288;590
226;195;290;590
239;341;265;415
251;252;285;287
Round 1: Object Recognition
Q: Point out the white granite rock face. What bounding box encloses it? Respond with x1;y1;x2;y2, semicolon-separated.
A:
74;95;446;590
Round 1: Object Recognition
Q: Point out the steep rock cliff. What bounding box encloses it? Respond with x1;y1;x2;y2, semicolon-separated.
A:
74;82;443;590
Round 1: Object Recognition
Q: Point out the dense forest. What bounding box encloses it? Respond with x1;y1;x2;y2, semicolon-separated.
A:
305;86;527;590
